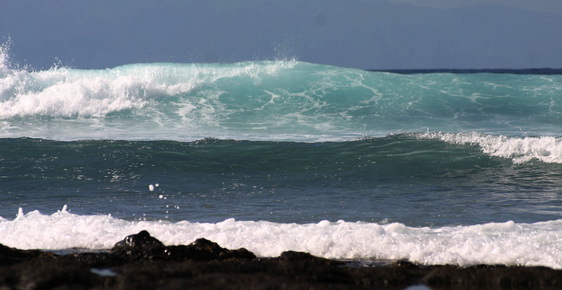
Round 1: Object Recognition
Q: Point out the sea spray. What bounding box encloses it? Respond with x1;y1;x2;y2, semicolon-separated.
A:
1;52;562;140
0;207;560;269
419;132;562;163
1;46;562;270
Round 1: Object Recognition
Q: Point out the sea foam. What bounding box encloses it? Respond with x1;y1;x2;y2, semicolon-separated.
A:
2;46;562;141
419;132;562;163
0;61;294;119
0;207;560;269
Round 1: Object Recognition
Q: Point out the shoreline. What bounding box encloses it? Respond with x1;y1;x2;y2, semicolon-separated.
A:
1;231;560;289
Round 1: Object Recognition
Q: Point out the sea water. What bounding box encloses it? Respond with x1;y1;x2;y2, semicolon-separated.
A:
0;44;561;268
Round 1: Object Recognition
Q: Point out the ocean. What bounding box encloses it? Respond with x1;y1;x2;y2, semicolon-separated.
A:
0;46;561;268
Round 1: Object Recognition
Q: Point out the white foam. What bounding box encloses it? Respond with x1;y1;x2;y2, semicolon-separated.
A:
0;207;560;269
0;53;313;141
0;39;11;75
0;67;171;118
0;55;297;120
419;132;562;163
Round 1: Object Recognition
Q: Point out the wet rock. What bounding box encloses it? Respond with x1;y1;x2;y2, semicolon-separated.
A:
68;252;121;268
0;257;110;289
422;264;562;289
111;230;166;261
278;250;338;266
110;231;255;262
274;252;353;285
348;260;427;287
279;250;318;261
1;232;561;289
391;259;420;268
0;243;53;266
166;238;256;261
189;238;256;260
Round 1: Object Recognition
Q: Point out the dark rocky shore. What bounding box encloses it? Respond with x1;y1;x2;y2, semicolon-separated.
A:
0;231;560;289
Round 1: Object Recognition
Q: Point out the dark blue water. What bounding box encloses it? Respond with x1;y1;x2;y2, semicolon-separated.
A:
1;59;562;226
1;57;561;268
1;135;561;226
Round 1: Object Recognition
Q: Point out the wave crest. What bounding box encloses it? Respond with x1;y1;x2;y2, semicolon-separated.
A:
0;59;299;119
2;47;562;140
419;132;562;163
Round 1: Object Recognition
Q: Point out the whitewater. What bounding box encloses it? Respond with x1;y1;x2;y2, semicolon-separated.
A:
2;47;561;142
0;45;561;269
1;206;560;269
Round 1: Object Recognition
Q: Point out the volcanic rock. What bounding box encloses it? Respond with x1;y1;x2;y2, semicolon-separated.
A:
111;230;166;261
110;231;255;262
0;231;561;289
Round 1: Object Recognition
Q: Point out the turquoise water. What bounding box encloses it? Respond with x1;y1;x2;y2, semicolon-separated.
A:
2;60;561;140
1;59;562;225
1;55;561;267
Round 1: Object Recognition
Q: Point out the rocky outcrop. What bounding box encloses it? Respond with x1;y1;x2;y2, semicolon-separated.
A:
110;230;256;262
0;231;560;289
